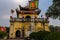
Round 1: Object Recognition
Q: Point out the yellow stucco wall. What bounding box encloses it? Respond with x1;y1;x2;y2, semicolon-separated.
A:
9;11;50;38
36;23;43;32
45;23;50;31
9;21;50;38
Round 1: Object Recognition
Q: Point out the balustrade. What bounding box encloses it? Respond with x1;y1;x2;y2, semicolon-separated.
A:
10;18;48;22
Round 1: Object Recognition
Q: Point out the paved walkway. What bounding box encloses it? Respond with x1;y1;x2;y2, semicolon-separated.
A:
8;39;24;40
0;39;24;40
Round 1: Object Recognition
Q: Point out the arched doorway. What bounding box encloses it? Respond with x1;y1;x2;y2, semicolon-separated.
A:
25;16;31;19
25;16;31;21
16;30;21;37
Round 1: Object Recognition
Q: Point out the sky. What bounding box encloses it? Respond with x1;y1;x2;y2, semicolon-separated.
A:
0;0;60;27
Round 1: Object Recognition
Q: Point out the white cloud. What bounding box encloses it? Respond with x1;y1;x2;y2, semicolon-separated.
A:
2;13;17;20
14;0;29;7
49;18;60;26
0;0;60;26
2;15;10;20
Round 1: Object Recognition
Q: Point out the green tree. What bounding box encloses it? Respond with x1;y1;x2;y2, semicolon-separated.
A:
45;0;60;19
29;31;50;40
0;31;7;38
6;27;9;33
43;32;60;40
49;25;56;32
29;32;37;40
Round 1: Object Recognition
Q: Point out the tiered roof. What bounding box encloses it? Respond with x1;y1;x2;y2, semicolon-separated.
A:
15;0;41;15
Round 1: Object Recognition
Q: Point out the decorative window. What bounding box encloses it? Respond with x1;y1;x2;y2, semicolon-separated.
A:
29;1;36;9
29;1;38;9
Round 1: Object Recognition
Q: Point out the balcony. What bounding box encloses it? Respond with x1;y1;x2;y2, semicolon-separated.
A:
10;18;49;23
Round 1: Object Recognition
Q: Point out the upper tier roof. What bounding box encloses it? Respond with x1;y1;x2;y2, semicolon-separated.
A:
15;5;41;15
16;8;41;15
19;5;37;11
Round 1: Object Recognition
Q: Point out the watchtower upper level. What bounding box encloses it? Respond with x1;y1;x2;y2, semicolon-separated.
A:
15;0;41;18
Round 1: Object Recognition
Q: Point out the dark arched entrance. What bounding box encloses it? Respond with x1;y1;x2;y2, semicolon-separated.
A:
16;30;21;37
25;16;31;19
25;16;31;21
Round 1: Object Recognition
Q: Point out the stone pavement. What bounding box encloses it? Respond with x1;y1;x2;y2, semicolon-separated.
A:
8;39;24;40
0;39;24;40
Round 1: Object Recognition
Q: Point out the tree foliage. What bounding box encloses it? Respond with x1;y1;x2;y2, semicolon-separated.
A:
29;31;50;40
45;0;60;19
49;25;56;32
6;27;9;33
53;0;60;2
43;32;60;40
0;31;7;38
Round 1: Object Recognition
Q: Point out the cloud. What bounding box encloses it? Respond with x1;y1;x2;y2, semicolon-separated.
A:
49;18;60;26
0;0;60;26
2;15;10;20
13;0;29;7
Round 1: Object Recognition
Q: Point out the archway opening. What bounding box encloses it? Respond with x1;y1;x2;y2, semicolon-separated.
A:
25;16;31;19
16;30;21;37
25;16;31;21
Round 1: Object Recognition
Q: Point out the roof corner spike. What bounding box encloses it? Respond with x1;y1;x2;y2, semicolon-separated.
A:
19;5;21;10
11;9;14;14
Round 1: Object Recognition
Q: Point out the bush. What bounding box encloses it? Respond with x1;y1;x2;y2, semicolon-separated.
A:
24;37;29;40
29;31;50;40
29;32;37;40
43;32;60;40
37;31;50;40
0;31;7;38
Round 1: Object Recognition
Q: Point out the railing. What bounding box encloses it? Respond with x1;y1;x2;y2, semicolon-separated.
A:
10;18;49;22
